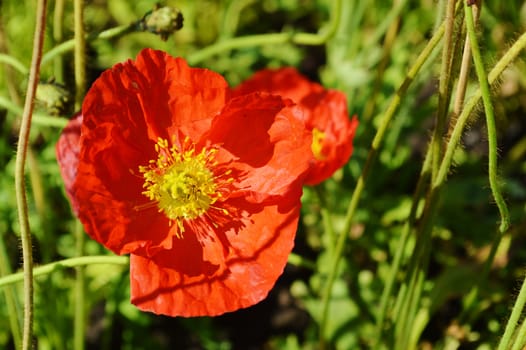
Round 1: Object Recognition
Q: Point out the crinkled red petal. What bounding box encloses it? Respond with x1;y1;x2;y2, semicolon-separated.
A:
203;92;313;198
233;67;359;185
130;200;300;317
55;112;83;214
57;49;311;317
73;49;230;255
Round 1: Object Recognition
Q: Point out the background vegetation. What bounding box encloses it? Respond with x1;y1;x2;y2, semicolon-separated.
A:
1;0;526;349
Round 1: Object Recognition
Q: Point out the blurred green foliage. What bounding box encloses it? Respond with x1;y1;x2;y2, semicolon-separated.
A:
1;0;526;349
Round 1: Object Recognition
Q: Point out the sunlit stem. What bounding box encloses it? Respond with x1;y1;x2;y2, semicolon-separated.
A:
15;0;48;348
73;1;87;348
498;270;526;350
510;315;526;350
53;0;65;82
430;0;458;180
74;0;86;109
74;222;86;350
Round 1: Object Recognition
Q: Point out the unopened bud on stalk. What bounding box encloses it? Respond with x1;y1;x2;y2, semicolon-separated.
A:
36;81;73;116
140;5;184;41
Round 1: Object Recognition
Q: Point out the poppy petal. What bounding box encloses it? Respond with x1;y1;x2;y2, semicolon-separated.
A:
55;112;83;214
130;201;299;317
205;92;312;197
233;67;359;185
74;49;230;255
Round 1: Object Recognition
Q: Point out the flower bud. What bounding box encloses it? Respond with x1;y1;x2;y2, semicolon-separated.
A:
141;5;183;41
36;82;73;116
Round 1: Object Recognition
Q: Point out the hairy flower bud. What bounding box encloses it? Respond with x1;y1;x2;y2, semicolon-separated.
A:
36;82;73;116
140;5;183;41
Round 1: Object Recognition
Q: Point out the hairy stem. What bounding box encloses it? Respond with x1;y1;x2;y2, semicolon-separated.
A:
431;0;458;179
464;1;509;232
15;0;48;348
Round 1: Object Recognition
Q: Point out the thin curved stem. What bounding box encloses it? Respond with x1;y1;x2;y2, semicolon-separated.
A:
15;1;48;348
434;30;526;190
0;256;129;288
0;53;28;75
497;271;526;350
0;95;69;128
41;23;137;66
187;0;342;65
464;1;509;232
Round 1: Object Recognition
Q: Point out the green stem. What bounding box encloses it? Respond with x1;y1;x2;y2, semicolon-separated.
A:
464;1;509;233
73;1;87;346
510;316;526;350
313;185;336;252
361;0;402;123
0;232;22;349
220;0;256;39
435;29;526;190
73;222;86;350
497;270;526;350
318;13;447;348
431;0;458;180
0;53;28;75
74;0;86;109
451;10;474;117
394;188;440;349
287;253;316;270
41;24;137;66
0;256;129;288
374;150;431;347
53;0;65;82
369;0;407;48
15;1;48;348
0;95;69;128
187;0;342;65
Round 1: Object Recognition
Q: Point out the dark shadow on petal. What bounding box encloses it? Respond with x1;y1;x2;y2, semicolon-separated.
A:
149;233;220;277
130;205;298;316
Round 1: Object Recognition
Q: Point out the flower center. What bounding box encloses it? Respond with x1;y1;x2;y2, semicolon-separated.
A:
311;127;326;160
139;137;222;235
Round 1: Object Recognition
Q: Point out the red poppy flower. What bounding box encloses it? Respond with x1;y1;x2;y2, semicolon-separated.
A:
56;49;313;317
233;67;359;185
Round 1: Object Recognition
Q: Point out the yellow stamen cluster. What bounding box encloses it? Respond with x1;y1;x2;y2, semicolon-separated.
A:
311;128;327;160
139;137;222;236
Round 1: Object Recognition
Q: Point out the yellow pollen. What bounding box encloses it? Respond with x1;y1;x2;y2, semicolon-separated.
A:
311;128;326;160
138;137;220;236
